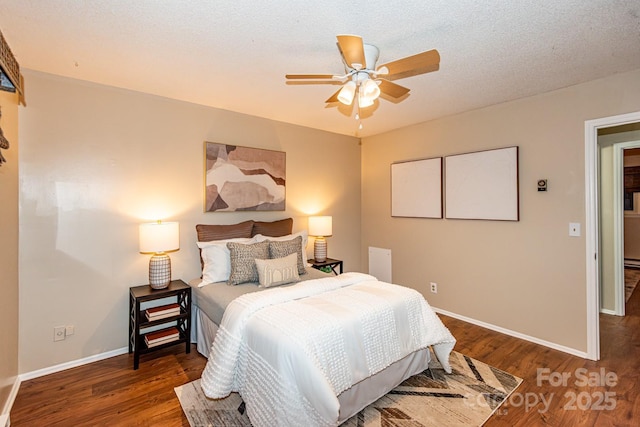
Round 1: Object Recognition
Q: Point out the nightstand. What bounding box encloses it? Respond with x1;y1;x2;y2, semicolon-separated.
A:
308;257;343;275
129;279;191;369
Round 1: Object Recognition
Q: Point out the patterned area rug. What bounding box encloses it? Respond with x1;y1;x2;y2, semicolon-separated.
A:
175;351;522;427
625;267;640;302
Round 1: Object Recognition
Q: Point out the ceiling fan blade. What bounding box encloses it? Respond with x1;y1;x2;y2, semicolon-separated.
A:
337;35;366;69
378;79;410;98
285;74;336;80
377;49;440;79
325;88;343;103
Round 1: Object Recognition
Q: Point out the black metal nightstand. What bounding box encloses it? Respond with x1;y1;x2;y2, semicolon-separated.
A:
308;258;343;275
129;280;191;369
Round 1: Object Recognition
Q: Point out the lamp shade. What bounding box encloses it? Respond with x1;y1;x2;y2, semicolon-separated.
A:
337;81;356;105
358;79;380;108
361;79;380;100
358;90;375;108
139;221;180;253
308;216;332;237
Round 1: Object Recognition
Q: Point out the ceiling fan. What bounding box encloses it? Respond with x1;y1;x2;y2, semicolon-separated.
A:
285;35;440;114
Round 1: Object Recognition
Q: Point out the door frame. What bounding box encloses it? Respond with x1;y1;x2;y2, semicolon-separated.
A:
586;110;640;360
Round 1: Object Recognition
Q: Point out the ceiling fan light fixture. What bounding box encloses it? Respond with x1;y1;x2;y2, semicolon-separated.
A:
361;79;381;100
337;81;356;105
358;89;375;108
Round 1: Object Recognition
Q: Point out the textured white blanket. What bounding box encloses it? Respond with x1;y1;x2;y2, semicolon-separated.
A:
201;272;456;427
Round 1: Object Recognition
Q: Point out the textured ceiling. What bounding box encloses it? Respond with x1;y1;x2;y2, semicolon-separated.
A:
1;1;639;137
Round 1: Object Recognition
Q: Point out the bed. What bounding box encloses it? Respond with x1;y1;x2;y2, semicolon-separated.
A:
189;218;456;426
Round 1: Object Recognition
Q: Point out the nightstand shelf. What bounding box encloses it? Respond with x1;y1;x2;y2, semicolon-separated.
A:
141;326;185;350
308;257;343;275
129;280;191;370
140;312;189;329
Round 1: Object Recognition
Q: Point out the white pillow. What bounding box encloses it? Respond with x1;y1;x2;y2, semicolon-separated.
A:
255;253;301;288
254;230;308;259
197;237;255;286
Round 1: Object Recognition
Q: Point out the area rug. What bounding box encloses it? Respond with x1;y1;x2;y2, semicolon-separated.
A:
175;351;522;427
624;267;640;302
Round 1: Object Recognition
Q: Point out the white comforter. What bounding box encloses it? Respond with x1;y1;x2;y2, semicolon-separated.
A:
200;272;456;427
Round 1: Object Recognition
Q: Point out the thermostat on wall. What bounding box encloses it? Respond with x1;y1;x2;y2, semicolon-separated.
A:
537;179;547;192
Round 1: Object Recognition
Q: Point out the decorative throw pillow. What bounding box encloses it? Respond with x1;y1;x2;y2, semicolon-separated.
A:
268;236;305;275
255;231;308;269
197;237;255;286
252;218;293;237
254;230;308;253
196;220;254;242
255;253;301;288
227;240;270;285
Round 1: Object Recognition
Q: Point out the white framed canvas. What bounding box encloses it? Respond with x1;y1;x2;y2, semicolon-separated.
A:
444;146;519;221
391;157;443;218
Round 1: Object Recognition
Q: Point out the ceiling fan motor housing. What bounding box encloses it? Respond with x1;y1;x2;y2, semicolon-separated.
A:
347;43;380;72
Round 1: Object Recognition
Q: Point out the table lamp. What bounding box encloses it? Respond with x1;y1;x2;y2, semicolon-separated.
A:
139;221;180;289
308;216;332;262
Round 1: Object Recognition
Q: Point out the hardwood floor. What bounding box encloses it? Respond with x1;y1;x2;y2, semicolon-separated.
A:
11;346;204;426
449;285;640;427
11;287;640;426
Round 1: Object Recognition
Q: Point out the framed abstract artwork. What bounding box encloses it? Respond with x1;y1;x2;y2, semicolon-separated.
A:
391;157;443;218
204;142;286;212
444;146;519;221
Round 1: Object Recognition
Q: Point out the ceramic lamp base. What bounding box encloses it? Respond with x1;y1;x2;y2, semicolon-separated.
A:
314;237;327;262
149;253;171;289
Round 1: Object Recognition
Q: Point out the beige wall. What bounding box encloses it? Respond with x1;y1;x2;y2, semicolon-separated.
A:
18;70;361;373
0;89;19;410
361;68;640;353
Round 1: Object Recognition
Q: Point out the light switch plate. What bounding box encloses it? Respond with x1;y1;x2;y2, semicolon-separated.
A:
569;222;581;237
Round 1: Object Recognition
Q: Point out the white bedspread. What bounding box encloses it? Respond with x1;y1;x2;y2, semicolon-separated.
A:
200;272;456;427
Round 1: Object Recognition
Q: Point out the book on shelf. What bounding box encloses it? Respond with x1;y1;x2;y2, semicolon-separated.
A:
145;303;180;317
144;327;179;345
145;309;180;321
146;335;180;348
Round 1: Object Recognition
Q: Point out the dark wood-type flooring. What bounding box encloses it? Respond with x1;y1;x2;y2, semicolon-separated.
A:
11;284;640;426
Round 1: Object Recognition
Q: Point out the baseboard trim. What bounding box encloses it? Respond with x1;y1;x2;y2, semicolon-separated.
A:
599;308;618;315
1;376;20;425
19;347;129;382
434;307;589;359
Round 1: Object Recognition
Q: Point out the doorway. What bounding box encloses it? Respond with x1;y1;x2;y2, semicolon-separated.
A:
600;138;640;318
585;111;640;361
617;145;640;316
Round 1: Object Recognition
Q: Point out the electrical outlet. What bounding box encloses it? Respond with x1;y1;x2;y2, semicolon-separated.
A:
54;326;66;342
430;282;438;294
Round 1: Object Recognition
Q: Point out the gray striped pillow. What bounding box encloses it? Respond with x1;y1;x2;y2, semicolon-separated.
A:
227;241;270;285
268;236;305;275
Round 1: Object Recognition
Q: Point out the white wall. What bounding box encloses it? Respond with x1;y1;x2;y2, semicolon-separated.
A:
18;70;361;373
361;68;640;353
